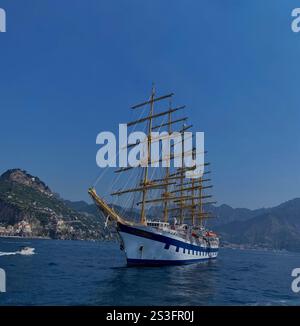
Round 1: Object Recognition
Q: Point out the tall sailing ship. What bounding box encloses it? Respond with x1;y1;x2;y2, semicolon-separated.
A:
89;88;219;266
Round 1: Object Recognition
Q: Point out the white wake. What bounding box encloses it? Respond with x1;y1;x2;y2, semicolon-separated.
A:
0;247;35;256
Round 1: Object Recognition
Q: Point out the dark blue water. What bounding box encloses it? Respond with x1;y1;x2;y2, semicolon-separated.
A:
0;238;300;305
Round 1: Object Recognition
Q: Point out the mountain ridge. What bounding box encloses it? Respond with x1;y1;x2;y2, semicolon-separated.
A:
214;198;300;251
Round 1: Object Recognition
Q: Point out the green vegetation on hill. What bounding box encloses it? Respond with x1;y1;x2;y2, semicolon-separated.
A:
0;169;110;240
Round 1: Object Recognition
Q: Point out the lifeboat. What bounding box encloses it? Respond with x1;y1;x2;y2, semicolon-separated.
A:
205;231;217;237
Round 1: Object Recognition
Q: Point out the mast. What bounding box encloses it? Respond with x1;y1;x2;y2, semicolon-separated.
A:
162;106;171;222
191;178;195;225
199;177;203;226
179;124;185;224
140;86;155;224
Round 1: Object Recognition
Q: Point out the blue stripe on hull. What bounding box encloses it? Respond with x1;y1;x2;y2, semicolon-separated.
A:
118;223;218;253
127;257;216;267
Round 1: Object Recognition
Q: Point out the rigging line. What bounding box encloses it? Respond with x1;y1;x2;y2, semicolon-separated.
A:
118;166;141;216
96;103;147;189
109;160;136;198
118;179;135;211
130;168;141;221
117;154;142;196
131;168;143;221
93;103;147;188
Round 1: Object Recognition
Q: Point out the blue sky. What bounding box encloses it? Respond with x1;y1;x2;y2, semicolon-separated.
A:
0;0;299;208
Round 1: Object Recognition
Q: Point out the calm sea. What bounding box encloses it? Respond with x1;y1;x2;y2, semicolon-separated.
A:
0;238;299;306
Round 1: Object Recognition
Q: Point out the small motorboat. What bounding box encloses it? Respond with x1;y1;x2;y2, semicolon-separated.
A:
19;247;35;255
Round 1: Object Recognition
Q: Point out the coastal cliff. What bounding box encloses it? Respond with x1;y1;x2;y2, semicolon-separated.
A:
0;169;110;240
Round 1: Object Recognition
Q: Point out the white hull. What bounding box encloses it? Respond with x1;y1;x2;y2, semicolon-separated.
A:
118;223;218;266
